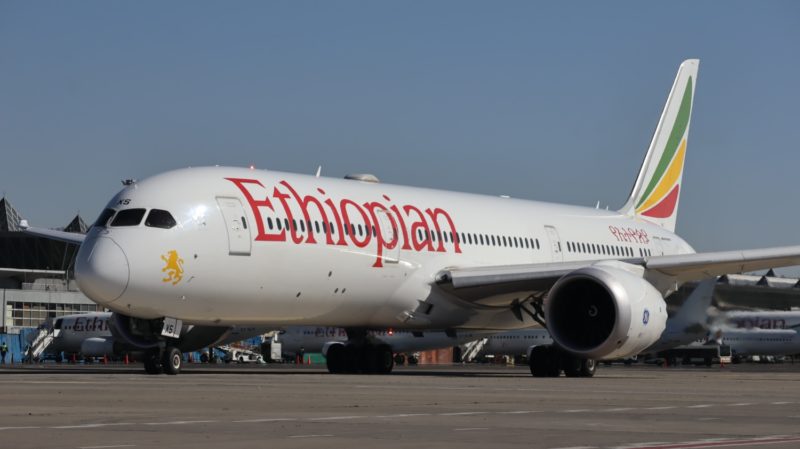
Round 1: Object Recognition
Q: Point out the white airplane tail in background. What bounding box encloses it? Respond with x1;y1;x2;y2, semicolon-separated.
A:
619;59;699;233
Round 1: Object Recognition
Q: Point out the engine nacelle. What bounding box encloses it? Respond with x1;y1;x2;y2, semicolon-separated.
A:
544;262;667;360
80;337;119;357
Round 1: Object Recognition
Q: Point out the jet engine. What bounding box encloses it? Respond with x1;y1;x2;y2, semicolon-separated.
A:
544;261;667;360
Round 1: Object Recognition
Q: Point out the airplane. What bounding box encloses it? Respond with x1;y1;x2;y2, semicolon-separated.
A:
716;328;800;362
31;312;270;372
23;59;800;377
271;326;494;364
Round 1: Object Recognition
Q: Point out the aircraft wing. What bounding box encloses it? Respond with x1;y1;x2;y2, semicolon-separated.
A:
435;245;800;307
22;225;85;245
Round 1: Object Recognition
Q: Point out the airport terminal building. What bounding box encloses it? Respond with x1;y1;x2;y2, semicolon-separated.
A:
0;196;99;334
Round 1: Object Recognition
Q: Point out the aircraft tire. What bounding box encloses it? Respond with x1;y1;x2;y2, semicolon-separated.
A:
579;359;596;377
144;351;163;375
373;345;394;374
394;354;406;365
529;346;548;377
162;347;182;375
545;347;562;377
326;344;346;374
562;355;582;377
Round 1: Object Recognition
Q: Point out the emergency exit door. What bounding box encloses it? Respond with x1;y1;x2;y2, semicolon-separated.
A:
216;197;251;255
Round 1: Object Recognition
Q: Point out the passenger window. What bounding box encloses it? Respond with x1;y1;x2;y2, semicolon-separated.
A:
145;209;177;229
93;208;116;228
111;209;146;227
284;218;289;230
314;221;320;233
267;217;274;230
276;219;282;230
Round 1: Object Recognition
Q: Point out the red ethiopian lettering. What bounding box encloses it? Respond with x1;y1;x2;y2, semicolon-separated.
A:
225;178;285;242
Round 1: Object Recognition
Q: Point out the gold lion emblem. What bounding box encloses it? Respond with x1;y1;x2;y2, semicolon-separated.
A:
161;250;184;285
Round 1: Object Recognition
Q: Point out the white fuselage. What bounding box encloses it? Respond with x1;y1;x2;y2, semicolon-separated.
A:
722;329;800;357
76;167;694;330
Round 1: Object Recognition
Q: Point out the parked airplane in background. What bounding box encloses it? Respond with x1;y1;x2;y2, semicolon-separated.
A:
24;59;800;377
723;310;800;330
272;327;493;363
717;328;800;361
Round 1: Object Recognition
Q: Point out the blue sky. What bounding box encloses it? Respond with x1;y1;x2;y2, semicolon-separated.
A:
1;1;799;259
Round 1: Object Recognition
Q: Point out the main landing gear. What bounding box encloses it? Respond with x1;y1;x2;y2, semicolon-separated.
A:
529;345;596;378
325;329;394;374
143;345;183;375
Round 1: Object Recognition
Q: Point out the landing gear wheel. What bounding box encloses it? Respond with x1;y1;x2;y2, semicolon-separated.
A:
162;347;182;375
529;346;548;377
326;344;346;374
545;347;561;377
372;345;394;374
144;350;163;375
562;355;582;377
394;354;406;365
579;359;596;377
529;346;562;377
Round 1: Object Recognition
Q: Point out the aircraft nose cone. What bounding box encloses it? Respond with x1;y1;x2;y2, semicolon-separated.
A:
76;236;130;304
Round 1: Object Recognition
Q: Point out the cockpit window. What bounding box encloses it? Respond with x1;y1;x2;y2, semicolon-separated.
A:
93;208;116;228
111;209;146;227
145;209;177;229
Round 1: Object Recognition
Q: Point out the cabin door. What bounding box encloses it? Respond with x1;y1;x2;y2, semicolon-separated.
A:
216;197;252;256
544;225;563;262
377;209;400;263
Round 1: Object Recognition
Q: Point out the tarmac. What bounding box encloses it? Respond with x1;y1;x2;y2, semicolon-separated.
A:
0;363;799;449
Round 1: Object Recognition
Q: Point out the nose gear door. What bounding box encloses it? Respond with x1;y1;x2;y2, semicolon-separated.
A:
216;197;252;255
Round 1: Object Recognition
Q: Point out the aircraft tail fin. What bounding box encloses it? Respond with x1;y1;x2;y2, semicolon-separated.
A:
671;279;715;330
619;59;699;232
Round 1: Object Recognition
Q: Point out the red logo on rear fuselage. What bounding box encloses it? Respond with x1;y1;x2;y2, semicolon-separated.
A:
226;178;462;267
